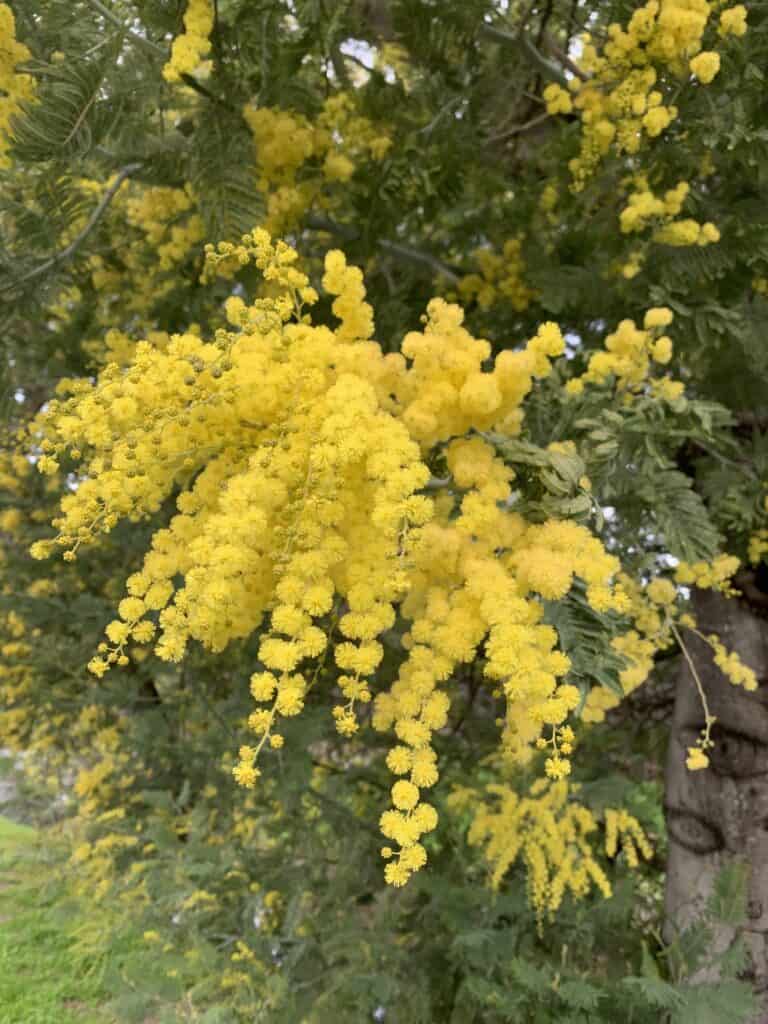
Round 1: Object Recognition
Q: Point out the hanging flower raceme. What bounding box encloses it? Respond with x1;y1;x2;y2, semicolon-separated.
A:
447;778;653;924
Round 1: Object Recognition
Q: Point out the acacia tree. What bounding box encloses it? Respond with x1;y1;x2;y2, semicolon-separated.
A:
1;0;768;1020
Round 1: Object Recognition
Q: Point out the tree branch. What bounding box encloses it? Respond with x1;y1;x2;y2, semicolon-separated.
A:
3;163;141;293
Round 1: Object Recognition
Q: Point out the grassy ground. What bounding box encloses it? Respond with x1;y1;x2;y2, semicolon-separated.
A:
0;815;112;1023
0;814;229;1023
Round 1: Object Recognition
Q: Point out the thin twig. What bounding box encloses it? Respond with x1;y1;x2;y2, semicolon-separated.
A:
305;213;358;240
416;96;462;138
542;31;589;81
378;238;460;284
305;786;381;837
179;72;236;110
310;756;389;792
3;163;141;292
479;23;568;87
305;215;461;283
672;621;716;748
536;0;555;48
486;109;550;142
82;0;165;56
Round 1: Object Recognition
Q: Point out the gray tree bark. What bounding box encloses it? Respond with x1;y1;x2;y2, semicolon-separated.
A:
665;588;768;1021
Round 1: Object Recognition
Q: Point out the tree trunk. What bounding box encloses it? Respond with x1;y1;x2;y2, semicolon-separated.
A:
665;588;768;1020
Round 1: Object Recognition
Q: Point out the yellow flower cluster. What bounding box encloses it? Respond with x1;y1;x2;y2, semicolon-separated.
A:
666;571;757;696
456;239;536;313
449;779;651;921
583;558;756;783
619;179;719;249
588;552;755;729
83;328;172;368
749;529;768;565
0;448;30;494
243;93;391;235
566;306;680;397
686;744;710;769
162;0;214;84
545;0;745;190
0;3;35;168
372;502;627;882
539;182;559;225
604;807;654;867
582;572;668;724
747;495;768;565
63;177;210;360
719;5;748;37
674;553;739;590
34;228;638;888
124;185;205;271
705;631;757;690
689;50;720;83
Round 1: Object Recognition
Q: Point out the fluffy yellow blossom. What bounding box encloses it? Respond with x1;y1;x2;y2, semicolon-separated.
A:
643;307;674;329
646;578;676;605
689;51;721;84
456;238;535;313
242;93;391;235
686;745;709;770
162;0;214;83
620;182;719;251
566;310;681;396
543;83;573;115
674;554;739;590
651;336;673;364
719;5;747;37
604;808;653;865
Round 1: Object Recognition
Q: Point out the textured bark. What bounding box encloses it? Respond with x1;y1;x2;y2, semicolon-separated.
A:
665;589;768;1019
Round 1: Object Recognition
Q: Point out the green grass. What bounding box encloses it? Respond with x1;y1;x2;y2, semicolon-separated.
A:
0;814;239;1023
0;815;111;1024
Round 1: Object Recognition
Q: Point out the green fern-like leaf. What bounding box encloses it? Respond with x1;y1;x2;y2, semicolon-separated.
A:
557;978;603;1011
543;587;628;697
638;468;721;562
190;115;265;242
671;981;757;1024
10;58;119;163
621;975;686;1010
